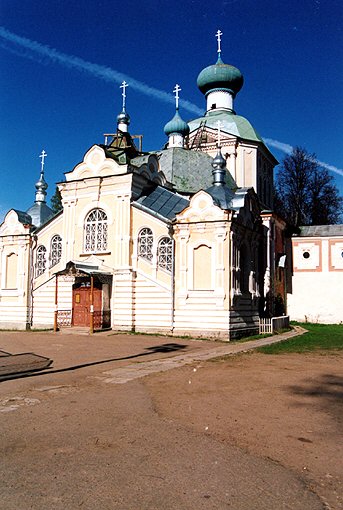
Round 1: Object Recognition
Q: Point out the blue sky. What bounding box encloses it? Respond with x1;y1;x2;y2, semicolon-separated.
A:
1;0;342;221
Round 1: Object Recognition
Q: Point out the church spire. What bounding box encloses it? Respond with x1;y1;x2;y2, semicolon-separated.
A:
205;121;235;209
117;81;131;132
197;30;244;113
35;150;48;203
26;150;54;227
163;84;190;148
211;122;226;186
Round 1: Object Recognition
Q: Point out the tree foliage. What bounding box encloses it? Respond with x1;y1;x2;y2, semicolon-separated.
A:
274;147;343;227
50;186;63;214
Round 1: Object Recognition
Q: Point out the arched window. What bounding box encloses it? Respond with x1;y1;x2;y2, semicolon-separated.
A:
50;235;62;267
84;209;108;253
138;228;153;261
157;237;173;272
36;246;47;277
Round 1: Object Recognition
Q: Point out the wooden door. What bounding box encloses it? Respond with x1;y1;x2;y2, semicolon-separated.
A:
72;285;102;327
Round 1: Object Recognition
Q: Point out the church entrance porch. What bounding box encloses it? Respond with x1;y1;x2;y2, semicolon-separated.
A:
54;261;112;333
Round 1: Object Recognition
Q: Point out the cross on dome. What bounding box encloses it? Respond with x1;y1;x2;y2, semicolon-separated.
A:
216;29;223;55
173;84;181;110
39;150;47;172
120;80;128;110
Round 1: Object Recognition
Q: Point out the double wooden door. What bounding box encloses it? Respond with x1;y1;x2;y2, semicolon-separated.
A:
72;285;102;327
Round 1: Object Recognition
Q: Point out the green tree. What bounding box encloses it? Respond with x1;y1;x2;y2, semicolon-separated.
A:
50;186;63;214
274;147;342;227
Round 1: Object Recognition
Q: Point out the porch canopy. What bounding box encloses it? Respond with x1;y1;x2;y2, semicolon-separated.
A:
54;260;113;333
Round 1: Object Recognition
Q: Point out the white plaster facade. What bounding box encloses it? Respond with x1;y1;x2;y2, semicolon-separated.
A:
287;229;343;324
0;45;290;338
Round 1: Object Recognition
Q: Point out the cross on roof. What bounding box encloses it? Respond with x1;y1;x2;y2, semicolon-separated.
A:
173;84;181;110
120;80;128;110
216;29;223;55
39;150;47;172
216;121;223;147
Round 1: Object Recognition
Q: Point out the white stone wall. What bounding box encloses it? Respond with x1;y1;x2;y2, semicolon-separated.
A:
287;237;343;324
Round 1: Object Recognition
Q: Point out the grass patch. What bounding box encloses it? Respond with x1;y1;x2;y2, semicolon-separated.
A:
258;323;343;354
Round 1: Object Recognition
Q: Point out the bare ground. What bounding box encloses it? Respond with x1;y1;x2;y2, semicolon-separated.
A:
144;351;343;510
0;331;342;509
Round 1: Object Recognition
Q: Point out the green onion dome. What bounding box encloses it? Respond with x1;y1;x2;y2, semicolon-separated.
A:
197;56;244;97
164;110;190;136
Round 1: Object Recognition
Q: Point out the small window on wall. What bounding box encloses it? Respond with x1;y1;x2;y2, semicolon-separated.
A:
50;235;62;267
303;251;310;259
138;228;153;262
36;246;47;277
157;237;173;272
5;252;18;289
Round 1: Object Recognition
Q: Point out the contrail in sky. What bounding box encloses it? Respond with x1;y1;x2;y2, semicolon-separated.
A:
264;138;343;178
1;27;342;180
0;26;203;116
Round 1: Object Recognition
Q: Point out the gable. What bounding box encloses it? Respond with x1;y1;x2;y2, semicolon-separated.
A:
0;209;31;236
175;190;229;223
65;145;126;181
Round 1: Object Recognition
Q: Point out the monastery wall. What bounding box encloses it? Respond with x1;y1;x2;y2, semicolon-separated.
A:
287;237;343;324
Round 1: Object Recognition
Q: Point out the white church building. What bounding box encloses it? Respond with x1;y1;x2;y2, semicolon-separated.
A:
1;32;340;337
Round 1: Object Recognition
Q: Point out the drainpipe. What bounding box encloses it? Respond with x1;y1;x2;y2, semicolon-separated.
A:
28;233;37;329
90;274;94;334
169;223;175;334
53;274;58;332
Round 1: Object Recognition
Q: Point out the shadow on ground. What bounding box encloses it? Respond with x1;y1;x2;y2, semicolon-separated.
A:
286;373;343;424
0;343;187;382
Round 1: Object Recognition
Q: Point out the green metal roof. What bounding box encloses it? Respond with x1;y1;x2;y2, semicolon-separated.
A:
188;109;263;143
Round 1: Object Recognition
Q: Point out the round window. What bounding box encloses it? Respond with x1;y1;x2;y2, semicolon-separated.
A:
303;251;310;259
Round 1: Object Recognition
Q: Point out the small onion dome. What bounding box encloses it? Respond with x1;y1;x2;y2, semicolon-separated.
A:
212;148;226;170
164;110;190;137
117;110;131;126
35;172;48;192
197;56;244;97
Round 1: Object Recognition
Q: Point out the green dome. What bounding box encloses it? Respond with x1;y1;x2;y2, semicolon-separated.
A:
164;110;190;137
197;56;244;97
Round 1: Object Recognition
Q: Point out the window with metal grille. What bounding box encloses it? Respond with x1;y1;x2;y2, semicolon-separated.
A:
138;228;153;261
157;237;173;272
36;245;47;277
84;209;108;253
50;235;62;267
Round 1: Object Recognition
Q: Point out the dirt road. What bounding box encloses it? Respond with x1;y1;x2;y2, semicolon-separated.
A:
0;330;341;509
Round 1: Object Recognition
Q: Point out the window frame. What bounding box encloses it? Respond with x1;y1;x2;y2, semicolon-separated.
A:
50;234;62;268
84;208;108;253
157;236;173;273
138;227;154;262
36;245;47;278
